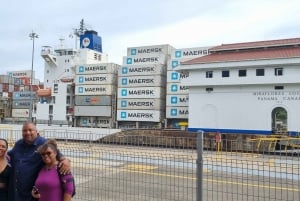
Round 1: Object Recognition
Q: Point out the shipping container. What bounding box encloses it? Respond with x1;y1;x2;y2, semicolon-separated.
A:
118;75;165;87
24;86;30;91
75;95;112;106
13;78;24;85
75;74;117;85
166;95;189;107
9;77;15;84
13;91;36;100
0;75;10;83
127;44;174;56
74;106;112;116
12;100;32;109
167;59;180;70
19;77;30;85
167;83;189;95
2;92;9;98
117;110;163;122
166;106;189;119
171;46;211;60
76;63;119;75
78;117;111;128
7;70;32;78
123;54;167;65
75;85;115;96
9;84;14;92
1;83;9;93
118;87;165;99
167;71;189;83
117;98;165;110
119;64;167;76
14;85;20;91
12;109;29;118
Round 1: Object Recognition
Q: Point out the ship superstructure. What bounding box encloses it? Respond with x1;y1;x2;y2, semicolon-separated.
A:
36;21;120;126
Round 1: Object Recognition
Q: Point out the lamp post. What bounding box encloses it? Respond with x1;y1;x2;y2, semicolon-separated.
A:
29;31;38;121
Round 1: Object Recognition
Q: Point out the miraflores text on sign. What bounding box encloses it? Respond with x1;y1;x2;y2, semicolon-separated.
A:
253;91;300;101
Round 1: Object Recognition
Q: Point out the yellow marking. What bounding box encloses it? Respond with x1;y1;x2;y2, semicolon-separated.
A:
205;178;300;192
122;169;299;192
125;164;157;171
268;158;275;166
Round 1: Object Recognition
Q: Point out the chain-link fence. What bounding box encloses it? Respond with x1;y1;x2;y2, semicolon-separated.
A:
1;128;300;201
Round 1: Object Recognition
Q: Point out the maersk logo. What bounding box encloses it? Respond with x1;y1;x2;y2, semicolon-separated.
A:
126;58;133;64
131;49;137;55
122;78;128;85
171;96;178;104
121;100;127;107
121;112;127;118
171;109;177;116
78;87;83;93
82;118;88;125
172;60;179;68
171;72;178;80
175;50;182;58
79;66;85;72
122;67;128;74
121;89;127;96
78;76;84;83
171;84;178;92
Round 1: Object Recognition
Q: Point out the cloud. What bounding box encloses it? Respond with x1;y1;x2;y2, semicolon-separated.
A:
1;0;300;80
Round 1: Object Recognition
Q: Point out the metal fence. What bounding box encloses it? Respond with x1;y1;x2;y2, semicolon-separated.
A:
1;129;300;201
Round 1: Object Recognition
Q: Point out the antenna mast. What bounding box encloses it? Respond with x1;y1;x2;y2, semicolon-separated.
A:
73;19;87;49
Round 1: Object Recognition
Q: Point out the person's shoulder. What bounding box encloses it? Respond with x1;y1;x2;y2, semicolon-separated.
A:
14;139;23;146
35;135;47;145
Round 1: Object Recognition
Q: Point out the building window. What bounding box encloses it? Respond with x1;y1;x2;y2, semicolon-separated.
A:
66;96;70;104
275;68;283;76
206;87;213;92
256;69;265;76
222;70;230;77
206;71;213;78
54;84;58;93
275;86;284;90
238;69;247;77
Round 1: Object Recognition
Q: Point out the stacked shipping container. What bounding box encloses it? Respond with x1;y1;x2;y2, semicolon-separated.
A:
166;47;210;128
12;91;36;118
74;63;119;128
117;44;174;127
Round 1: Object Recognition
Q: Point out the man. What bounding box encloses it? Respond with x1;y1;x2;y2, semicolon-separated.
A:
8;122;70;201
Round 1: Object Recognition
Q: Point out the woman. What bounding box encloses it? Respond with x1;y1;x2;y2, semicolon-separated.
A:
0;138;11;201
32;139;74;201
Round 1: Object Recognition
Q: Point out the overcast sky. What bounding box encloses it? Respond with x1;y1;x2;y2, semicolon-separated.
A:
1;0;300;81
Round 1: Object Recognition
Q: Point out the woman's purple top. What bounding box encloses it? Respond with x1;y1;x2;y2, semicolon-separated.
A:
34;166;74;201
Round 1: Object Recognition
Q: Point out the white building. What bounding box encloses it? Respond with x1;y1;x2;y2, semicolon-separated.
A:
177;38;300;136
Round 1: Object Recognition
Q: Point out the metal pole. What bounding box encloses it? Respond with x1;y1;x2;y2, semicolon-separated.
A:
196;130;204;201
29;31;38;122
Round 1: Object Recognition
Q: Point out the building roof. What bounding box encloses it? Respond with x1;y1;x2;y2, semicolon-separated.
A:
182;38;300;65
209;38;300;52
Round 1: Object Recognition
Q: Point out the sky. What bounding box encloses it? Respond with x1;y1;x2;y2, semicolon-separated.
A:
1;0;300;81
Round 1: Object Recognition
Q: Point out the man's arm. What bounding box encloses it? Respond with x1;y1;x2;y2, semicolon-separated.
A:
58;156;71;174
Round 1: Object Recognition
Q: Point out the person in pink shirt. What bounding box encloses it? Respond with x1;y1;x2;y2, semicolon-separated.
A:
31;139;74;201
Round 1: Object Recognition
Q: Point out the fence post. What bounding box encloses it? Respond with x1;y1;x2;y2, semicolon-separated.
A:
196;130;204;201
